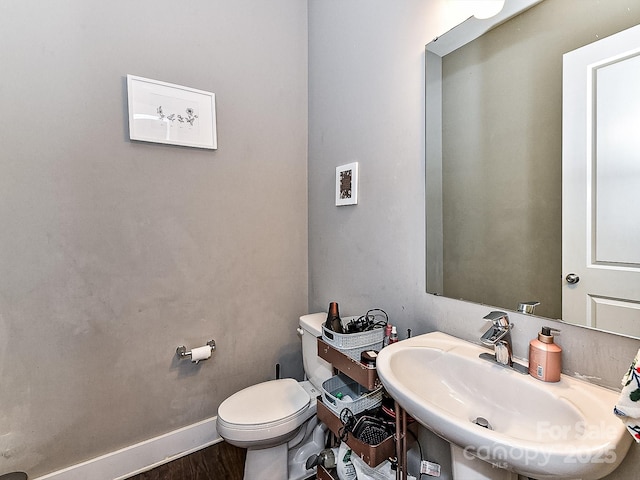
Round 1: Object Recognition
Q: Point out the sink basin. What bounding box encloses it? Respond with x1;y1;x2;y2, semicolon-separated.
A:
376;332;632;480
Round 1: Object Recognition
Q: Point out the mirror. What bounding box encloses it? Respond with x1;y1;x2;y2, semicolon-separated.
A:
425;0;640;337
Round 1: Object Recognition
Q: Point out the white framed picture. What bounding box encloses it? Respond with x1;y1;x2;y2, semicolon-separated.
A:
335;162;359;206
127;75;217;150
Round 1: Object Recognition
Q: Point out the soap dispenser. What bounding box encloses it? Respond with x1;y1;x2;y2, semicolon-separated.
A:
528;326;562;382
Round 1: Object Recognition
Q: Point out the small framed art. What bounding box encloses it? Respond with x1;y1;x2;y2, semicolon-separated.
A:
127;75;217;149
335;162;359;206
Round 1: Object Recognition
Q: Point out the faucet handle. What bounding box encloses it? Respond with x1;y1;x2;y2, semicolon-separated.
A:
495;340;512;366
483;310;510;327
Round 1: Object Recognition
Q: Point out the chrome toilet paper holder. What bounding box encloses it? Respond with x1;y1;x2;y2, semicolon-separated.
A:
176;340;216;362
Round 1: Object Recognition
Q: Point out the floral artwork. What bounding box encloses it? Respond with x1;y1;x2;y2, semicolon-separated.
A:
156;106;199;126
127;75;217;149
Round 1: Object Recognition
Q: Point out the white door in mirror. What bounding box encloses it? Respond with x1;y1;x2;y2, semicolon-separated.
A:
562;24;640;337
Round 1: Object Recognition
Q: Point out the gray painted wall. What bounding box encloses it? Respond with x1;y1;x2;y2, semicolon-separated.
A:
308;0;640;478
0;0;307;476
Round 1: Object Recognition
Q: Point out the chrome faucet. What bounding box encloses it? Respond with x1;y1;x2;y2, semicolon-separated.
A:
517;301;540;315
479;311;528;374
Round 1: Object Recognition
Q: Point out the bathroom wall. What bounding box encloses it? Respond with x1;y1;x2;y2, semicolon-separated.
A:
0;0;307;476
308;0;640;478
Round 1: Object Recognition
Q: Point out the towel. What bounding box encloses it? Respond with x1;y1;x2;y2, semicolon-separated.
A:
614;348;640;442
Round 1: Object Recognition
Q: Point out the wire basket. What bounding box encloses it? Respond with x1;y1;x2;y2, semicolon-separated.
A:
322;373;383;417
352;416;393;446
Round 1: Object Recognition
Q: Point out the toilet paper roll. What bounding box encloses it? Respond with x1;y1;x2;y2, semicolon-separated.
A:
190;345;212;363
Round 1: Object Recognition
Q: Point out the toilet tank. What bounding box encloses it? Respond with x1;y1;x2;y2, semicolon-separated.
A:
299;313;333;388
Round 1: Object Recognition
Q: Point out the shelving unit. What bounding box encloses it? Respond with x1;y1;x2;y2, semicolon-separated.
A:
315;337;411;480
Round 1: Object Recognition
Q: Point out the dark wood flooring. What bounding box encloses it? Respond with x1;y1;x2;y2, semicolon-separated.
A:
125;441;246;480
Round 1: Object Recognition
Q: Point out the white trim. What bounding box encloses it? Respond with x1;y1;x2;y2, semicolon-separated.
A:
33;417;220;480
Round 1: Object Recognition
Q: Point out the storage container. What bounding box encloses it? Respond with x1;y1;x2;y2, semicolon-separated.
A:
322;319;384;361
322;372;383;416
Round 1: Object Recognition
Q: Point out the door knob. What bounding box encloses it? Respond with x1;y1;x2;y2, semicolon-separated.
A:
565;273;580;284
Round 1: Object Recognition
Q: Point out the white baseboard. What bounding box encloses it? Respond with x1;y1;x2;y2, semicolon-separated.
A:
33;417;221;480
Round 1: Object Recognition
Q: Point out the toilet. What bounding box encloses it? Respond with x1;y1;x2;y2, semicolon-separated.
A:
217;313;333;480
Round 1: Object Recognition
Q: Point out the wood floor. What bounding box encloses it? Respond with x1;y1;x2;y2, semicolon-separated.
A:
125;441;246;480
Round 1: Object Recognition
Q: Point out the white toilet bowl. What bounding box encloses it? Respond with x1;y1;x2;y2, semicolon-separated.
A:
216;313;333;480
217;380;324;480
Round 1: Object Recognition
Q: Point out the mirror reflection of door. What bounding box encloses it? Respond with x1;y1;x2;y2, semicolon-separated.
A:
562;23;640;337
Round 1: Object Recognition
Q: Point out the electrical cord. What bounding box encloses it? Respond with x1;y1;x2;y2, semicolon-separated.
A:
346;308;389;332
338;408;356;442
406;428;428;479
365;308;389;328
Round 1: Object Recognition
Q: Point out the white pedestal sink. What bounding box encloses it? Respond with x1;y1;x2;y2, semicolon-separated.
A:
376;332;632;480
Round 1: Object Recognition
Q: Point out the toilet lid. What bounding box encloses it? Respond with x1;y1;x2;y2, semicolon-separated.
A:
218;378;310;426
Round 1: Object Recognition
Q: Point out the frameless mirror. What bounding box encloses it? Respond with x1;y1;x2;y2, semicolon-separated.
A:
426;0;640;338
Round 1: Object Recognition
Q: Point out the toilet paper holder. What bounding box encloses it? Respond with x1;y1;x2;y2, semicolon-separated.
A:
176;340;216;363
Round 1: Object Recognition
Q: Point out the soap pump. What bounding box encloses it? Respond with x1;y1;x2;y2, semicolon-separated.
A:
528;326;562;382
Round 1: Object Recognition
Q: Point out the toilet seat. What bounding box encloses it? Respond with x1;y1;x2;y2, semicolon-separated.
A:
217;378;313;446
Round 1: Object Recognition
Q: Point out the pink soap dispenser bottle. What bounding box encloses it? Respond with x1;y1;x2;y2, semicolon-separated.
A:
528;326;562;382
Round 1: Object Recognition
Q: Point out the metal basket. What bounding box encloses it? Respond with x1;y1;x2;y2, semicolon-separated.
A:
352;416;393;446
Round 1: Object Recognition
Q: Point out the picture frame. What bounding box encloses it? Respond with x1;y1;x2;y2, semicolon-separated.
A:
127;75;217;150
335;162;359;206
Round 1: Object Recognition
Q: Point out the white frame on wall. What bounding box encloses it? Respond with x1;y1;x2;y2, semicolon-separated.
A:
127;75;217;150
335;162;359;206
